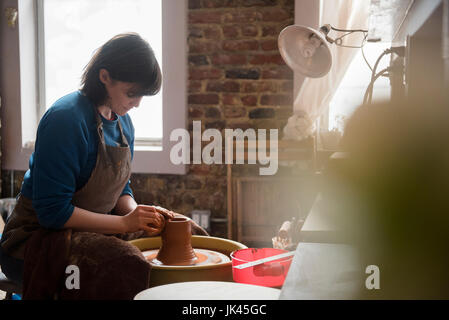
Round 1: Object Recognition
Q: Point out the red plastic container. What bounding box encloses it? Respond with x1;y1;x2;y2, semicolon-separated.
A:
230;248;293;288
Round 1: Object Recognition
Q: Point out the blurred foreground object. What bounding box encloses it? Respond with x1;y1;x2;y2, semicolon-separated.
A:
332;97;449;299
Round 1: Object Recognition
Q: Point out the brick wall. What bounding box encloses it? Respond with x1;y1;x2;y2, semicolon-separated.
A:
1;0;295;239
188;0;294;134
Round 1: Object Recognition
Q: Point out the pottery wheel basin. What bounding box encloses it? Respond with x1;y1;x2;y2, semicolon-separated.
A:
129;235;247;287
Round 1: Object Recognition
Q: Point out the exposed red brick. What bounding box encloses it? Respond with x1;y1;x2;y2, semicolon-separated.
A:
281;80;293;92
189;164;211;175
241;81;277;92
188;94;220;104
189;55;209;66
206;81;240;92
133;191;155;205
261;8;291;22
226;68;260;79
222;25;240;38
130;174;149;191
189;26;204;38
249;54;284;65
262;25;278;37
222;94;241;105
189;106;204;118
168;194;183;208
223;40;259;51
222;81;241;92
205;120;226;130
182;193;196;205
189;40;221;53
242;0;279;6
261;66;292;79
249;108;275;119
189;11;223;24
242;25;259;37
189;68;223;80
188;81;203;93
226;121;253;130
224;106;247;118
260;39;278;51
205;176;227;190
222;11;262;23
252;119;278;129
211;53;247;65
189;0;202;9
205;107;222;118
203;0;239;8
203;26;222;39
241;95;258;106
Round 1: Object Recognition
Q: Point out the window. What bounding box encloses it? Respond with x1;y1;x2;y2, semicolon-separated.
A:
316;42;391;151
38;0;163;144
2;0;187;174
328;42;391;132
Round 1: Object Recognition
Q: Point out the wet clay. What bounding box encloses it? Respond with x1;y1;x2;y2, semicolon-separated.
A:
155;217;199;266
144;248;230;266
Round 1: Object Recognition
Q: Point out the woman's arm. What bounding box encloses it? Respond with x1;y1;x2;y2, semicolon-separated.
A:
64;206;127;234
64;204;172;235
114;194;138;216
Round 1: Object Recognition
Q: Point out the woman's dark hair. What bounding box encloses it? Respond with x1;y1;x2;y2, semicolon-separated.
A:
81;33;162;106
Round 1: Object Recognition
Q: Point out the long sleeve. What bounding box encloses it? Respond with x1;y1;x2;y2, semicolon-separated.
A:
31;108;89;229
121;182;134;199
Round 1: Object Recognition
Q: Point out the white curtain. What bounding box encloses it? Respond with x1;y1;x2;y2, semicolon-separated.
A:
283;0;371;140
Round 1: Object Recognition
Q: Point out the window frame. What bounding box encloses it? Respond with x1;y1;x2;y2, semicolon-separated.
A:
1;0;187;175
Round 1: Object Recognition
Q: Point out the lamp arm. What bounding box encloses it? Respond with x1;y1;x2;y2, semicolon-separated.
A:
320;24;369;48
329;26;368;33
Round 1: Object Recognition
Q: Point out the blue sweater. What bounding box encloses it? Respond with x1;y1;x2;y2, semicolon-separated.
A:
20;91;135;229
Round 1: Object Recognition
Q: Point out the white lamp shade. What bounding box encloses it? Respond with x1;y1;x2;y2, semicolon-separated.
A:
278;25;332;78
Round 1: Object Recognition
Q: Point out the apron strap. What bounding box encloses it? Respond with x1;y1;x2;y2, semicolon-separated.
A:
94;109;130;147
94;109;130;166
94;110;113;166
116;118;130;147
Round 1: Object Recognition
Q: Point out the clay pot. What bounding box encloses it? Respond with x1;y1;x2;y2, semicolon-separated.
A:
156;217;198;266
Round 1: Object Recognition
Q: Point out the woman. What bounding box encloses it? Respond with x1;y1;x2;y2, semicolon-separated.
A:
0;33;206;299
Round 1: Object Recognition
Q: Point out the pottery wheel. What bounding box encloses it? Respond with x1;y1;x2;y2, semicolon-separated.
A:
142;248;230;266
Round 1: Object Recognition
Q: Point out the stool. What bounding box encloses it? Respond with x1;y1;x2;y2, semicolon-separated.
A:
0;271;22;300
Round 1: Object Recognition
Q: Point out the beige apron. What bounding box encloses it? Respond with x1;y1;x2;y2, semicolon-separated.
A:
1;109;138;259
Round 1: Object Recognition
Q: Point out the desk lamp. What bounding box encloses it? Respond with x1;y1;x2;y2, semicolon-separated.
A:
279;24;404;104
278;24;370;78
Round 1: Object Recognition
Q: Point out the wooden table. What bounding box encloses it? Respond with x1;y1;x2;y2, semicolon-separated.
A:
134;281;281;300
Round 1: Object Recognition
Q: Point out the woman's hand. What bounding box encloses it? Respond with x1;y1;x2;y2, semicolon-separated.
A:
146;206;209;236
122;205;173;236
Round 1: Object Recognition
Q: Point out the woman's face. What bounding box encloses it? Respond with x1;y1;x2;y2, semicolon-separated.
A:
99;69;144;116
